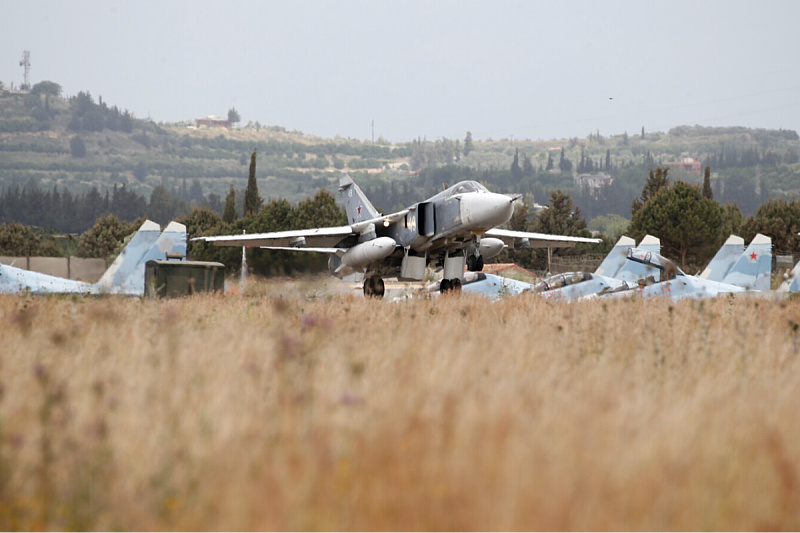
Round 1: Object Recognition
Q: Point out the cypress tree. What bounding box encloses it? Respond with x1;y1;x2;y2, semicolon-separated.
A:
463;131;474;157
511;148;523;180
223;184;237;223
244;149;262;215
702;166;713;199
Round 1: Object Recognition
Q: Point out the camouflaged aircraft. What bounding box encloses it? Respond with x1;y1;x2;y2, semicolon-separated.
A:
0;220;187;295
597;234;772;301
194;173;600;297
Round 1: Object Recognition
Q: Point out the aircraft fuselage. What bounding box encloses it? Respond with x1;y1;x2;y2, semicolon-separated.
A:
376;185;514;254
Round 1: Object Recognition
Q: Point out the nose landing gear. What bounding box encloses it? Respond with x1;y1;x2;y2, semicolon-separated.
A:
363;276;385;298
466;238;485;272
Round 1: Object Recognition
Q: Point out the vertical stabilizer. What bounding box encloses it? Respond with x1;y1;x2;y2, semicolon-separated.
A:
594;235;635;278
338;172;380;225
97;220;162;290
722;233;772;291
115;221;188;295
778;258;800;292
637;234;661;254
615;235;661;283
699;235;745;281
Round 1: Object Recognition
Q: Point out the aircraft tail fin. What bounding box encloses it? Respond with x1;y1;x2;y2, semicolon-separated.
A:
722;233;772;291
121;221;187;294
637;234;661;254
699;235;745;281
96;220;162;289
594;235;635;278
778;258;800;292
615;235;661;283
338;172;380;225
99;221;187;295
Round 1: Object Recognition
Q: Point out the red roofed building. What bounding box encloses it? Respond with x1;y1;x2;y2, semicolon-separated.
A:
195;116;231;129
664;157;702;174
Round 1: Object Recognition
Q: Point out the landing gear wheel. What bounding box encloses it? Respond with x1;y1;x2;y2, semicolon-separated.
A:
451;278;462;292
374;277;385;297
440;279;452;293
467;254;485;272
363;277;385;298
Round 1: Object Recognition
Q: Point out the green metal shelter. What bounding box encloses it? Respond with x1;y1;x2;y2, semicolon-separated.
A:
145;260;225;298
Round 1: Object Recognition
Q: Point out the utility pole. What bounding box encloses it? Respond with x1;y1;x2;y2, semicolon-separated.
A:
371;120;374;144
19;50;31;90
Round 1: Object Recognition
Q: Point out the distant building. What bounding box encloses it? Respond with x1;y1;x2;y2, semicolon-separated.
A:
575;172;613;190
664;157;702;174
195;116;231;129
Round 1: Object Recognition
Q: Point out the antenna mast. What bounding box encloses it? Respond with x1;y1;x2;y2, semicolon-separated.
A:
19;50;31;90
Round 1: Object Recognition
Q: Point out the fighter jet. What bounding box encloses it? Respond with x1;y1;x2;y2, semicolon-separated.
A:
598;234;772;301
418;271;534;300
0;220;187;295
525;235;661;301
194;173;600;297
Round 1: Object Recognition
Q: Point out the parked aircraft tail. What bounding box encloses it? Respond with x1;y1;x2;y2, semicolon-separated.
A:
615;235;661;283
111;221;188;295
721;233;772;291
96;220;162;290
699;235;745;281
338;172;380;225
594;235;635;278
0;220;187;296
778;259;800;293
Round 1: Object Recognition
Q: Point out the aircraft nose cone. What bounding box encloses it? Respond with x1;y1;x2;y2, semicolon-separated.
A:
461;192;514;231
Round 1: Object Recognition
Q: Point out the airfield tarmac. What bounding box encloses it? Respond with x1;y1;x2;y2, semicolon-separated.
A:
2;280;799;530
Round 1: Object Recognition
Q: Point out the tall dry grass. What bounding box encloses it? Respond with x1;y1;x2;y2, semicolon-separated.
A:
1;283;799;530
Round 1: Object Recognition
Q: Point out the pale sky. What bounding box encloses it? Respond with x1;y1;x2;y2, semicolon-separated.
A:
2;0;799;143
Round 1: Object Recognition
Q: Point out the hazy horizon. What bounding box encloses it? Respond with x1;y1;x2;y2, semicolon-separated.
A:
2;0;799;143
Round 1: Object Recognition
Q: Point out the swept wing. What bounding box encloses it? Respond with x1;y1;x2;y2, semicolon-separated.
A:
484;228;600;248
195;225;354;250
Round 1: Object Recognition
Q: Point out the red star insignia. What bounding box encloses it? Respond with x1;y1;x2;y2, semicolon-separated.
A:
750;252;757;261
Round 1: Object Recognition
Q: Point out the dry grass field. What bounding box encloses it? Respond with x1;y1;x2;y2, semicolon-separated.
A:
1;279;800;530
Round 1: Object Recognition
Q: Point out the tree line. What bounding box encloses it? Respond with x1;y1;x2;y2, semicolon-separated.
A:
0;181;217;234
626;166;800;269
4;166;800;278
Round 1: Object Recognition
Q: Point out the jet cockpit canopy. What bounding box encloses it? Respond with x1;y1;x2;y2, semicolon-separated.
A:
429;181;489;202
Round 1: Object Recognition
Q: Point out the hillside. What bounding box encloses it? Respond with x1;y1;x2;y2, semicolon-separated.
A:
1;84;799;232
